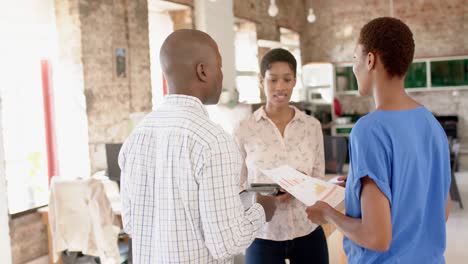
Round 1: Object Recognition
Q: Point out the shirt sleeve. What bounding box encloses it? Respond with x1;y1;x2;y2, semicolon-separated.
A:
348;122;393;205
118;139;132;235
198;133;265;260
232;124;248;190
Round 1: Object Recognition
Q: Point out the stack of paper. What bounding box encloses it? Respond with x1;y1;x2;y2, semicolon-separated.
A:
261;165;345;208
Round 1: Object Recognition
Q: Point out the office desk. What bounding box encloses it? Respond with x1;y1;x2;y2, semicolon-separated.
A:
40;178;123;264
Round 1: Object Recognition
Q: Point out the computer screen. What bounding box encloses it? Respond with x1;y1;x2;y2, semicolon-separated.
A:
105;143;123;187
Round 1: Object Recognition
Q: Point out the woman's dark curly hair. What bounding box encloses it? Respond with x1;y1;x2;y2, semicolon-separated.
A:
358;17;415;77
260;48;297;78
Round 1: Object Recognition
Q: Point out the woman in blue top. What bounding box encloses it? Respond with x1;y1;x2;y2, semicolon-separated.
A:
306;17;451;263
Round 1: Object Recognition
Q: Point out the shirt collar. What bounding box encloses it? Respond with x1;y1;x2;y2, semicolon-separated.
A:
254;105;305;123
163;94;209;116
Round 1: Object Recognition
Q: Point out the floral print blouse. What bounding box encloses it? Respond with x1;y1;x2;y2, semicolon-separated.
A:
233;106;325;241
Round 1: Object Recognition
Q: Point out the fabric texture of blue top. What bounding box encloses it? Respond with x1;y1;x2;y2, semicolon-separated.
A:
344;106;451;264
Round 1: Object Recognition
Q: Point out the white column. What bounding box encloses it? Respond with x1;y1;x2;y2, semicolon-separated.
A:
54;0;91;179
194;0;236;103
0;101;12;263
148;11;174;109
0;7;11;261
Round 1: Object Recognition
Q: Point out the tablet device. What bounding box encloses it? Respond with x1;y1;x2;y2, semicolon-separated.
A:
247;183;284;196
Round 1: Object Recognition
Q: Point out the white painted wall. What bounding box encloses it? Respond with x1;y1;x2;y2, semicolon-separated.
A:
194;0;236;102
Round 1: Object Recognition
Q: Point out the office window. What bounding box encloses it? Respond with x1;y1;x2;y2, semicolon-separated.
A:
234;19;261;104
404;62;427;88
431;59;468;87
2;2;54;214
335;66;358;92
280;28;303;102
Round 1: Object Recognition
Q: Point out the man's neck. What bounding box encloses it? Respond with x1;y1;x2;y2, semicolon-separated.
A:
168;86;205;104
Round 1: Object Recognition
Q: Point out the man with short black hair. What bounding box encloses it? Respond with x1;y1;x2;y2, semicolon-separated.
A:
119;29;276;264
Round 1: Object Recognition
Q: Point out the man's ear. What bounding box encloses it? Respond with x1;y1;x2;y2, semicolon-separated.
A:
196;63;208;82
367;52;376;71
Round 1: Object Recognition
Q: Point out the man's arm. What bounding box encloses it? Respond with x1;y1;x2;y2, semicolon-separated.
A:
307;176;392;252
232;127;248;190
118;144;132;235
198;134;265;260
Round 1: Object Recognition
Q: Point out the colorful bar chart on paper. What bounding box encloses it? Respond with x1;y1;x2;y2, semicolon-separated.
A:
262;165;345;208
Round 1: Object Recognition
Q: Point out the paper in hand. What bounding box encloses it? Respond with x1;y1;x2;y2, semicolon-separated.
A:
261;165;345;208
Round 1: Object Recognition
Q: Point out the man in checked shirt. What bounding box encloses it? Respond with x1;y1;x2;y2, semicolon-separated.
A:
119;29;276;264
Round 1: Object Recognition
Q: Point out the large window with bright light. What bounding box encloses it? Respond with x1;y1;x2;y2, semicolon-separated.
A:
234;23;304;104
1;1;55;214
1;0;92;214
280;28;303;102
148;1;192;108
234;19;261;104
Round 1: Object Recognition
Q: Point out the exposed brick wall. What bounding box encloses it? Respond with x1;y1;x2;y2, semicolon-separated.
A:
234;0;306;38
9;212;48;264
127;0;153;113
394;0;467;58
465;0;468;49
77;0;152;173
167;0;307;39
300;0;389;64
300;0;468;64
305;0;468;169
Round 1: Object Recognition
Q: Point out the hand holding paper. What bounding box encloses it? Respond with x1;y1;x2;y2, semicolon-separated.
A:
261;165;345;208
305;201;331;225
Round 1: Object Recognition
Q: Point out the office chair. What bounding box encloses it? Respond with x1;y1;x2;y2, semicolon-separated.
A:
324;136;348;175
105;143;123;187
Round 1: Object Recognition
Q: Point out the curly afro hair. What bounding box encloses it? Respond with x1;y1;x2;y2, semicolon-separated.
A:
358;17;415;78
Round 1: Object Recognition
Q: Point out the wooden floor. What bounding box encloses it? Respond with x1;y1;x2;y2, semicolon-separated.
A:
445;171;468;264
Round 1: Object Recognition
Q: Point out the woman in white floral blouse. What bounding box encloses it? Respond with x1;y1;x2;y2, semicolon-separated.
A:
234;48;328;264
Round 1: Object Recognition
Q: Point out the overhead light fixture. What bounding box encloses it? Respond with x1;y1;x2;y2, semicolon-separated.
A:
268;0;279;17
307;0;316;23
307;8;316;23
